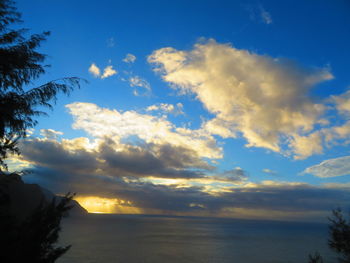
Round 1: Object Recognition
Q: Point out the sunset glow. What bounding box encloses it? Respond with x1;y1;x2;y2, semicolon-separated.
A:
75;196;142;214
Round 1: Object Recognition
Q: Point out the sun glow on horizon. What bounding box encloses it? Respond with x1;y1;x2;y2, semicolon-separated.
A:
75;196;142;214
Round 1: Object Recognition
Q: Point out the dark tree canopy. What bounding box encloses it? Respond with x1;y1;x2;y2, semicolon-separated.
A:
309;209;350;263
0;0;82;171
0;188;75;263
0;1;82;262
328;209;350;263
309;252;324;263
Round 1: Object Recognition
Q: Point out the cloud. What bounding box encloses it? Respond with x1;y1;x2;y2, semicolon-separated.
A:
322;121;350;147
246;4;272;25
99;140;213;178
66;102;221;159
289;132;323;160
260;6;272;24
19;137;211;180
142;167;249;196
219;167;248;183
302;89;350;149
202;118;237;138
21;151;350;221
107;37;115;47
88;63;117;79
146;103;184;115
101;65;117;79
262;168;277;175
15;132;349;221
303;156;350;178
20;137;99;174
88;63;101;77
333;90;350;114
148;39;333;159
40;129;63;140
123;53;136;63
129;76;151;96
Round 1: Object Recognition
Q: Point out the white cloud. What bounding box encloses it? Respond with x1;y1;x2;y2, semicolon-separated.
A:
303;156;350;178
311;89;350;148
148;40;333;158
66;102;222;159
139;167;249;192
148;39;333;159
322;126;350;150
260;7;272;24
146;103;184;115
88;63;117;79
245;4;272;25
129;76;151;96
123;53;136;63
25;128;34;136
262;168;277;175
40;129;63;140
289;132;323;160
332;89;350;115
203;118;237;138
107;37;115;47
101;65;117;79
88;63;101;77
323;121;350;146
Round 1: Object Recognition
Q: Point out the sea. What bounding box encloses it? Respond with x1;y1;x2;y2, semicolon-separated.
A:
58;214;336;263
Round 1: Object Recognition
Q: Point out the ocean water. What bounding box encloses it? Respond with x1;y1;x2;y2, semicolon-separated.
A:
58;214;336;263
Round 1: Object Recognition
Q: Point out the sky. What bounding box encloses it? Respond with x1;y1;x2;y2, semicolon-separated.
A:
11;0;350;221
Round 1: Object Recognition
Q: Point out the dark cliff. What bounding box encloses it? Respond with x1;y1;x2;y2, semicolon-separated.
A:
0;174;87;221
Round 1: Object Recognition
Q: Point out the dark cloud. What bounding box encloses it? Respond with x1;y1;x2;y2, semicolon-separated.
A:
20;139;99;175
18;137;350;221
217;185;349;212
98;140;212;178
23;163;350;221
20;137;211;179
217;168;249;183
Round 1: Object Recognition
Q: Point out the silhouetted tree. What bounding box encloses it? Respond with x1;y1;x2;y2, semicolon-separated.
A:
308;209;350;263
328;209;350;263
309;252;324;263
0;190;75;263
0;0;83;261
0;0;82;171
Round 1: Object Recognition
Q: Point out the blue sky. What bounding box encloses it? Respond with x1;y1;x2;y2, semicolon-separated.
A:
12;0;350;220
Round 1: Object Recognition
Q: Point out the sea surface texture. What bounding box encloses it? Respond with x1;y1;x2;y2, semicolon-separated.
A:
59;214;336;263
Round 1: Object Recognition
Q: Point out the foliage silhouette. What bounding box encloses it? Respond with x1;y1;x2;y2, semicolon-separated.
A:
0;188;75;263
0;0;83;171
328;208;350;263
309;252;324;263
0;0;83;261
308;209;350;263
